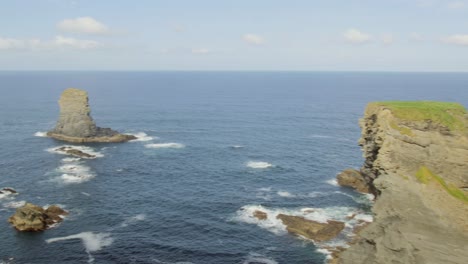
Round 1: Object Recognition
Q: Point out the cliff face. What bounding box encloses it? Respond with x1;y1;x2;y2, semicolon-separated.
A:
47;88;136;143
339;102;468;264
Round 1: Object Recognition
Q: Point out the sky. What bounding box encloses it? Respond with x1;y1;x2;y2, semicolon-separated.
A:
0;0;468;71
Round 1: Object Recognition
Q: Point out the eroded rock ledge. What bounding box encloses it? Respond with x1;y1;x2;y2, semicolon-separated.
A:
47;88;136;143
337;101;468;264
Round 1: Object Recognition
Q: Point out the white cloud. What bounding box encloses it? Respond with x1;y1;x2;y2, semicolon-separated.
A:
191;48;210;54
243;34;265;45
53;35;100;49
381;33;394;45
344;29;372;44
448;1;465;9
57;17;109;35
444;34;468;45
0;38;25;50
0;36;101;51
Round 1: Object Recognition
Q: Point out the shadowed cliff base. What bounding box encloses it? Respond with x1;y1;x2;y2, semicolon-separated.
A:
46;88;136;143
337;101;468;264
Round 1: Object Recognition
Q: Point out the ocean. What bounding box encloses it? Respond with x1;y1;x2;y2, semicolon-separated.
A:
0;72;467;264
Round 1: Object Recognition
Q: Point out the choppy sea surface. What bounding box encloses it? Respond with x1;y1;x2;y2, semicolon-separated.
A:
0;72;467;264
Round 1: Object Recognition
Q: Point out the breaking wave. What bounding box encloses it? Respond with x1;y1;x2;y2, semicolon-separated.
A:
246;161;273;169
232;204;373;246
145;143;185;149
129;132;156;142
34;131;47;137
55;163;95;184
46;232;113;263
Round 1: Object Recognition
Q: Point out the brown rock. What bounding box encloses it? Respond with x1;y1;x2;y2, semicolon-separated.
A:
253;210;268;220
8;203;68;232
276;214;345;242
337;169;371;193
56;146;96;158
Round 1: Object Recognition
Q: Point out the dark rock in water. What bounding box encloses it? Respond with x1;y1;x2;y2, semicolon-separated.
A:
336;169;371;194
47;88;136;143
56;146;96;158
0;187;17;194
253;210;268;220
276;214;345;242
8;203;68;232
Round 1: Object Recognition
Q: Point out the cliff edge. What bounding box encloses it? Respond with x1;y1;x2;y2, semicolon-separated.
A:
47;88;136;143
339;101;468;264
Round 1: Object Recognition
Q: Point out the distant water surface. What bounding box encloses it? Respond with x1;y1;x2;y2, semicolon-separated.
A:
0;72;467;263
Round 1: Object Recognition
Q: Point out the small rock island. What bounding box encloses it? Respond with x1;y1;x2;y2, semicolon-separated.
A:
47;88;136;143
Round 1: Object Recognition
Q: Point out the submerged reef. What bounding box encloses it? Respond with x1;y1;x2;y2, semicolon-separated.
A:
337;101;468;264
47;88;136;143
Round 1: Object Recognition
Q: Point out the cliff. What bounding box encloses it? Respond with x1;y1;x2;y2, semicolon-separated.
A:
339;101;468;264
47;88;135;143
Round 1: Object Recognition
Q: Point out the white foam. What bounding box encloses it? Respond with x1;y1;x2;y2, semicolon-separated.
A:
233;205;288;235
145;143;185;149
308;191;326;198
231;145;244;149
55;163;95;184
3;200;26;208
365;193;375;201
34;131;48;137
277;191;295;198
46;232;113;263
234;205;363;236
81;192;91;197
120;214;146;227
326;179;339;186
129;132;156;142
354;213;373;223
316;248;333;260
0;188;17;200
47;145;104;159
62;157;81;163
258;187;272;192
246;161;273;169
243;252;278;264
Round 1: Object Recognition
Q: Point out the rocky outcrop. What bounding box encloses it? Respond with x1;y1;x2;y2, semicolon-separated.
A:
55;146;96;158
276;214;345;242
253;210;268;220
47;88;136;143
338;102;468;264
336;169;370;194
8;203;68;231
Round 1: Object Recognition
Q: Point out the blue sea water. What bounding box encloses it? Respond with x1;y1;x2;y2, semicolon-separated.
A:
0;72;467;264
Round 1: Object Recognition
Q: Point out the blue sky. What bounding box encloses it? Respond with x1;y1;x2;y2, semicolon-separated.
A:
1;0;467;71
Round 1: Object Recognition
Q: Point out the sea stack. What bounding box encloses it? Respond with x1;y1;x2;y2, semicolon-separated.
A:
337;101;468;264
47;88;136;143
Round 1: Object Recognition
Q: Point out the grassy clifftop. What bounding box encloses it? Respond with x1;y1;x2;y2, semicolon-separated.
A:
369;101;467;132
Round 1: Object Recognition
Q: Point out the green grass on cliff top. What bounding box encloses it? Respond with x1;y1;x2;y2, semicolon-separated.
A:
416;166;468;203
371;101;467;132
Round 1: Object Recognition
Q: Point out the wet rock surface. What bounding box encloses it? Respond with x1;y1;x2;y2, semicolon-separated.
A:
276;214;345;242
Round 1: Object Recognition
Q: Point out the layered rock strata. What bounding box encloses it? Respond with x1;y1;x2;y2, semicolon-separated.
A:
338;101;468;264
47;88;136;143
